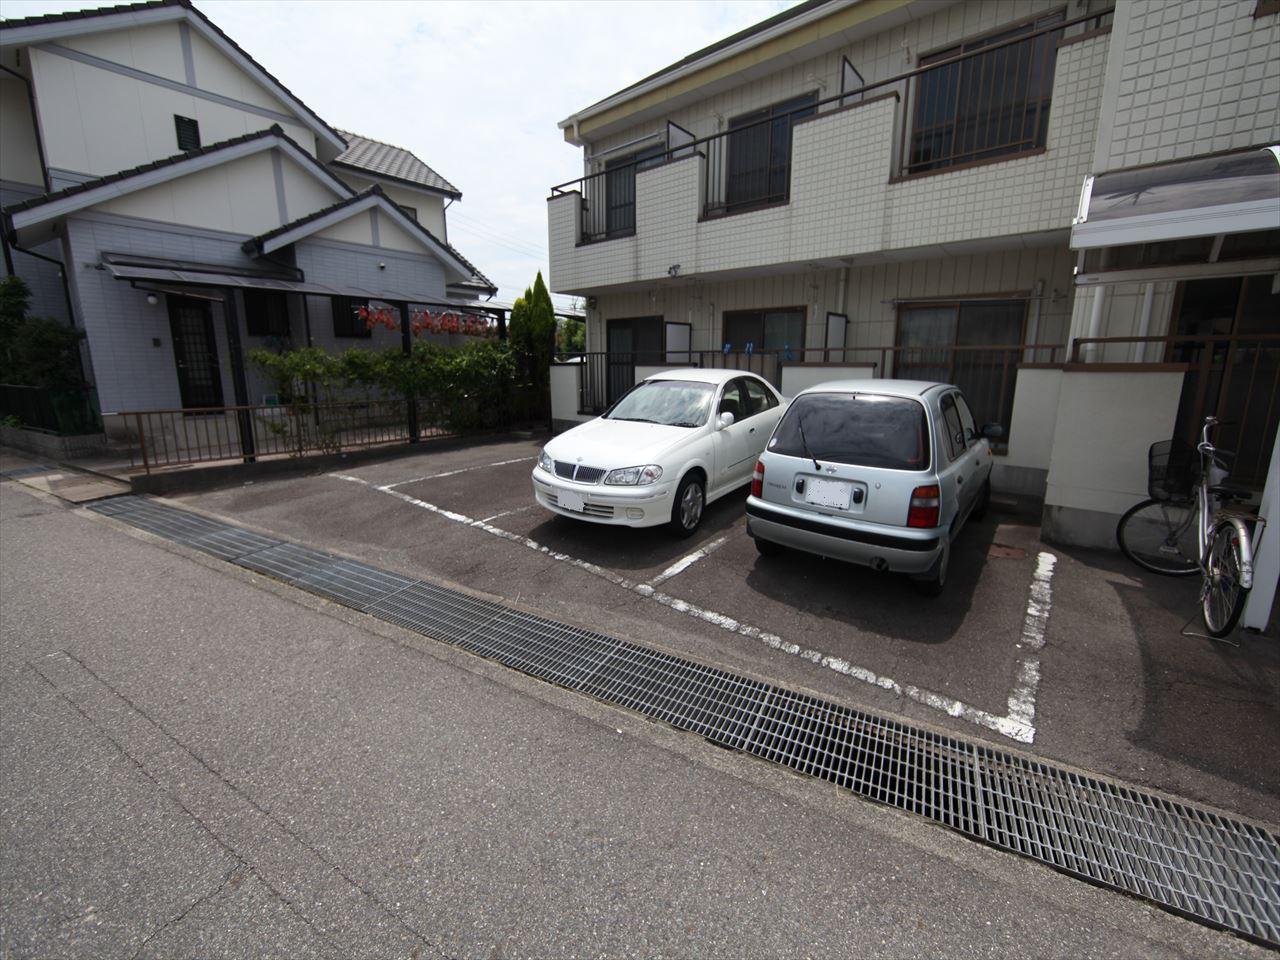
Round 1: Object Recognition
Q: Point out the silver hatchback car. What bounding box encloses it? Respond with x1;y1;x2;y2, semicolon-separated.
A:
745;380;1003;595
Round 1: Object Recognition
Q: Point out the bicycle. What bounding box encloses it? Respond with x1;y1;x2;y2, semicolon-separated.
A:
1116;416;1260;638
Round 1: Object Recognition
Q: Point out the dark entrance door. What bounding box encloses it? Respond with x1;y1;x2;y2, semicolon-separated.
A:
606;316;663;405
168;296;224;409
1167;275;1280;488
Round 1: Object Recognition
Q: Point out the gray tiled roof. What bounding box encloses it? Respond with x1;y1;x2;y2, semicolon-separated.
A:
334;131;461;199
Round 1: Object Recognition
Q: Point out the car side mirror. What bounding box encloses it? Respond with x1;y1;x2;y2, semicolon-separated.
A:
981;423;1005;440
717;411;736;430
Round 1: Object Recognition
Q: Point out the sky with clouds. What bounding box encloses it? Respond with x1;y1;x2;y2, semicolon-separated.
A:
5;0;795;310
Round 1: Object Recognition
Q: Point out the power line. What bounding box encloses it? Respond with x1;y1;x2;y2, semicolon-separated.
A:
449;209;547;249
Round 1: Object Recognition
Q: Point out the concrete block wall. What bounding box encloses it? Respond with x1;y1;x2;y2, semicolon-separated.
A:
1097;0;1280;173
1041;368;1186;547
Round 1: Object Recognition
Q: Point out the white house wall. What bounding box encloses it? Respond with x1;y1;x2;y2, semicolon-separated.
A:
27;41;315;180
57;20;303;121
550;30;1107;295
0;78;44;187
1093;0;1280;174
93;149;341;237
333;170;447;238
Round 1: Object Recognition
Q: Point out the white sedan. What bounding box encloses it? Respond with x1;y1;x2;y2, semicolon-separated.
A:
532;368;786;537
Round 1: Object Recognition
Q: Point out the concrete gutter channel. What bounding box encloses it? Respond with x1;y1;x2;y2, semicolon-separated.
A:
78;492;1280;949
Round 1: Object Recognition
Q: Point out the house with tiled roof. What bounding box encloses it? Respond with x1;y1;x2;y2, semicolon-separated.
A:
0;0;495;417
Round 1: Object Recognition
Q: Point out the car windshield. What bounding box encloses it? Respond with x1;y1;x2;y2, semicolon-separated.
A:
605;380;714;427
769;393;930;470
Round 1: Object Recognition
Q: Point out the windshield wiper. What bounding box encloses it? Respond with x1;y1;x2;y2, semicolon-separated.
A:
611;416;656;423
670;420;701;428
796;415;821;471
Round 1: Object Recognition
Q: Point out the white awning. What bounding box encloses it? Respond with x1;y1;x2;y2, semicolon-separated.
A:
1071;146;1280;250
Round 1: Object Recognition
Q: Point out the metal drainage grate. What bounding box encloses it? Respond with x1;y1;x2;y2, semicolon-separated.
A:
88;495;1280;946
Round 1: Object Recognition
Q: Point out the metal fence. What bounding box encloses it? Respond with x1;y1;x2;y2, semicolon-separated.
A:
0;383;102;436
569;343;1066;444
115;398;460;473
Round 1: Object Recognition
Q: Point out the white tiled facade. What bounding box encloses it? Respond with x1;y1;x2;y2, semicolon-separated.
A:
1096;0;1280;173
549;10;1108;297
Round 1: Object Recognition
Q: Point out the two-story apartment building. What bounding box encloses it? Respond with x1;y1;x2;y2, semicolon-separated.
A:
1;0;495;418
546;0;1278;558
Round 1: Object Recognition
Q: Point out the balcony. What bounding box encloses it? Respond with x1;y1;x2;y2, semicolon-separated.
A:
548;10;1111;296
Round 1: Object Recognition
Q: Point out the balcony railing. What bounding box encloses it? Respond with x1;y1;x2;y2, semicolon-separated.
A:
550;7;1110;236
566;343;1067;446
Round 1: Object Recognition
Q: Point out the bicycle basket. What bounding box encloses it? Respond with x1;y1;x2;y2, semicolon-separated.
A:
1147;438;1196;501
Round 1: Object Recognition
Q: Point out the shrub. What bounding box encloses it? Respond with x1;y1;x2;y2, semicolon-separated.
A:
0;276;86;389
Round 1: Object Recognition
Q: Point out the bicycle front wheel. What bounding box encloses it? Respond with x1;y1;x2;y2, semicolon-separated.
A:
1116;499;1199;576
1202;520;1248;638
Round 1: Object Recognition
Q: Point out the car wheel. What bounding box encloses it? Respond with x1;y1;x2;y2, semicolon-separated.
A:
754;536;784;557
669;473;705;538
972;478;991;520
912;540;949;597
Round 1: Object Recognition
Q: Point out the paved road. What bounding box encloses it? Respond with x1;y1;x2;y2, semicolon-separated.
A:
1;480;1271;957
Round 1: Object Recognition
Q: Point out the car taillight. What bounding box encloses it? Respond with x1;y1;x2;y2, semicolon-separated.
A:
751;460;765;498
907;484;940;528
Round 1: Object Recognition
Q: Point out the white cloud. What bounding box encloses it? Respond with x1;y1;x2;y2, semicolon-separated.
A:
4;0;794;308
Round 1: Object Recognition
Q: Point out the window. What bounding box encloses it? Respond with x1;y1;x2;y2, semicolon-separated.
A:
719;379;748;420
331;296;371;338
604;143;665;238
770;393;930;471
906;11;1064;175
896;299;1025;441
742;377;779;417
174;115;201;151
723;308;805;354
718;92;817;214
244;290;289;338
398;204;418;221
940;393;965;460
954;392;977;444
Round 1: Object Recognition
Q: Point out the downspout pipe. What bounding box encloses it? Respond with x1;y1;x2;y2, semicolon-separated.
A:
5;230;78;328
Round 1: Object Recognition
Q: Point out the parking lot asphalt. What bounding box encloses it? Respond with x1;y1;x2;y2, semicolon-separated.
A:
7;480;1269;959
176;436;1280;825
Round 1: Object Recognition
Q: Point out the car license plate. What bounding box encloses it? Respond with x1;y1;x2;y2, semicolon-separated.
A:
558;490;586;512
804;478;852;510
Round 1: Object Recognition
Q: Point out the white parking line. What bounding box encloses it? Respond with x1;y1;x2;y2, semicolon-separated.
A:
1005;552;1057;734
381;456;534;490
645;536;730;588
329;471;1052;744
480;506;535;524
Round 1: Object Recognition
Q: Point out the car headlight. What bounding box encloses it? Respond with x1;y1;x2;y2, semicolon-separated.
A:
604;464;663;486
537;448;554;473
